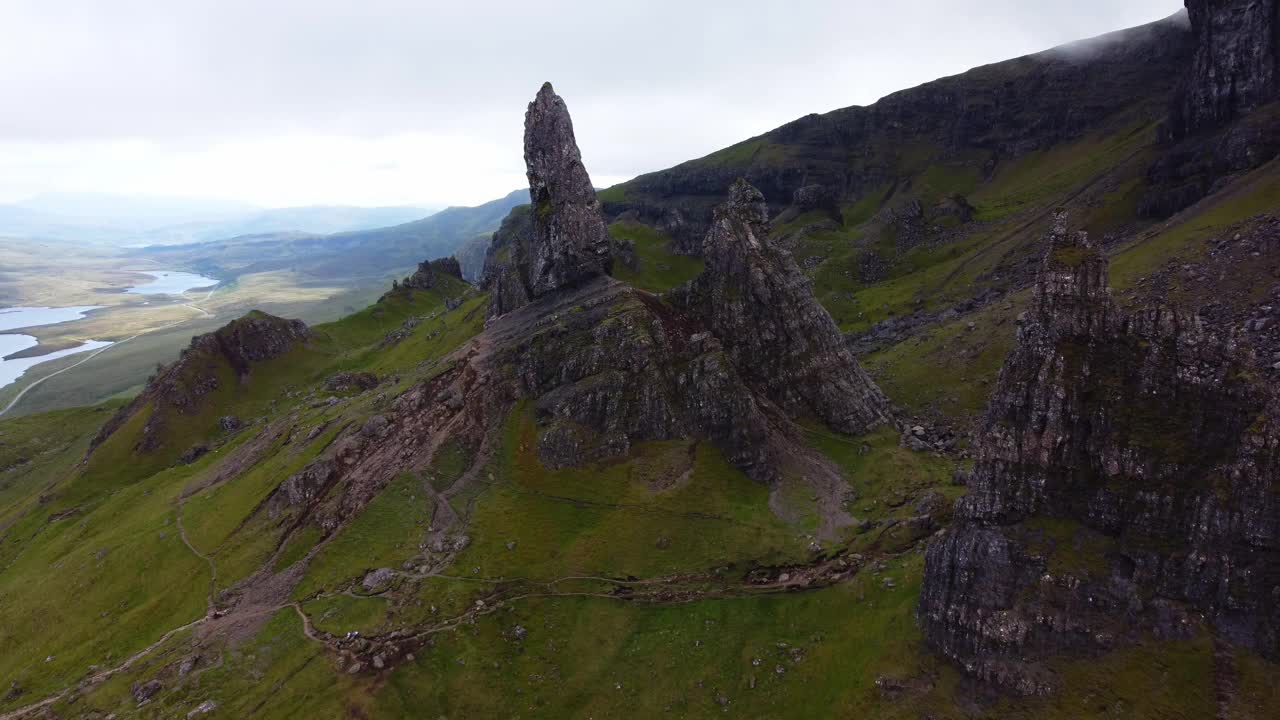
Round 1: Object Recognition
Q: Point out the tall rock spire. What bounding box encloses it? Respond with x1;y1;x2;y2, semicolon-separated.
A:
521;82;613;296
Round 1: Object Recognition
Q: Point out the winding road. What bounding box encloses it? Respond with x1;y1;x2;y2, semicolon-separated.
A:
0;288;218;418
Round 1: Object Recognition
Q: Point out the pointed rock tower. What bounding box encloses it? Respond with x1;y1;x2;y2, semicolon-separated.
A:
521;82;613;296
673;179;891;436
484;83;614;318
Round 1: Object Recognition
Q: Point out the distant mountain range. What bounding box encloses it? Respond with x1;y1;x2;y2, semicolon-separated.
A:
132;189;528;283
0;193;443;246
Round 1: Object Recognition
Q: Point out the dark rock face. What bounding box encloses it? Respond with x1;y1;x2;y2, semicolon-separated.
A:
490;277;776;480
480;204;534;319
520;83;613;297
919;212;1280;694
1144;1;1280;217
89;311;311;455
482;84;615;320
672;180;891;436
1173;0;1278;137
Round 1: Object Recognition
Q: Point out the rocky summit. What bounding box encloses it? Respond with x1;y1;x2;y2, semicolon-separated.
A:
90;311;312;456
401;256;462;290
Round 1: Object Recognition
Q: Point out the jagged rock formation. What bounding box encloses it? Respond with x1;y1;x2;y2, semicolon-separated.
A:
672;180;891;435
494;279;777;478
520;82;612;296
261;82;892;545
1173;0;1278;137
481;83;615;320
919;212;1280;695
90;311;311;455
401;256;463;290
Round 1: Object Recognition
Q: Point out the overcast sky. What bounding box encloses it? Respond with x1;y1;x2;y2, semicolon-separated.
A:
0;0;1180;209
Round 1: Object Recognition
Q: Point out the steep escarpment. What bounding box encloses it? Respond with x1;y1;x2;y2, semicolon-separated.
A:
1174;0;1278;136
1144;0;1280;216
672;179;891;435
919;212;1280;695
89;311;311;456
601;13;1192;248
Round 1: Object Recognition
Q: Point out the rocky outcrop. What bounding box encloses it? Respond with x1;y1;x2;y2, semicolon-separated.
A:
672;179;891;436
265;85;898;557
401;256;463;291
919;212;1280;694
89;311;311;455
493;278;777;479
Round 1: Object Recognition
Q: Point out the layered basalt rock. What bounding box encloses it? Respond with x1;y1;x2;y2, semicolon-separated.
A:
919;212;1280;694
671;179;891;436
472;88;894;478
491;278;777;479
1144;0;1280;216
90;311;311;455
1173;0;1278;137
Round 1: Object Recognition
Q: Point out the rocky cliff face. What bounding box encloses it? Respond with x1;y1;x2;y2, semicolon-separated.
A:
919;212;1280;695
603;15;1192;246
1145;0;1280;216
90;311;311;455
672;179;891;436
480;204;533;319
1174;0;1278;137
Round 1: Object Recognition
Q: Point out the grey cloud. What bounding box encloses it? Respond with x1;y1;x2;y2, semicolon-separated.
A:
0;0;1180;202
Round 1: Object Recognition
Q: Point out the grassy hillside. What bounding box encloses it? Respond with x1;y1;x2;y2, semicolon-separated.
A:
2;12;1279;720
